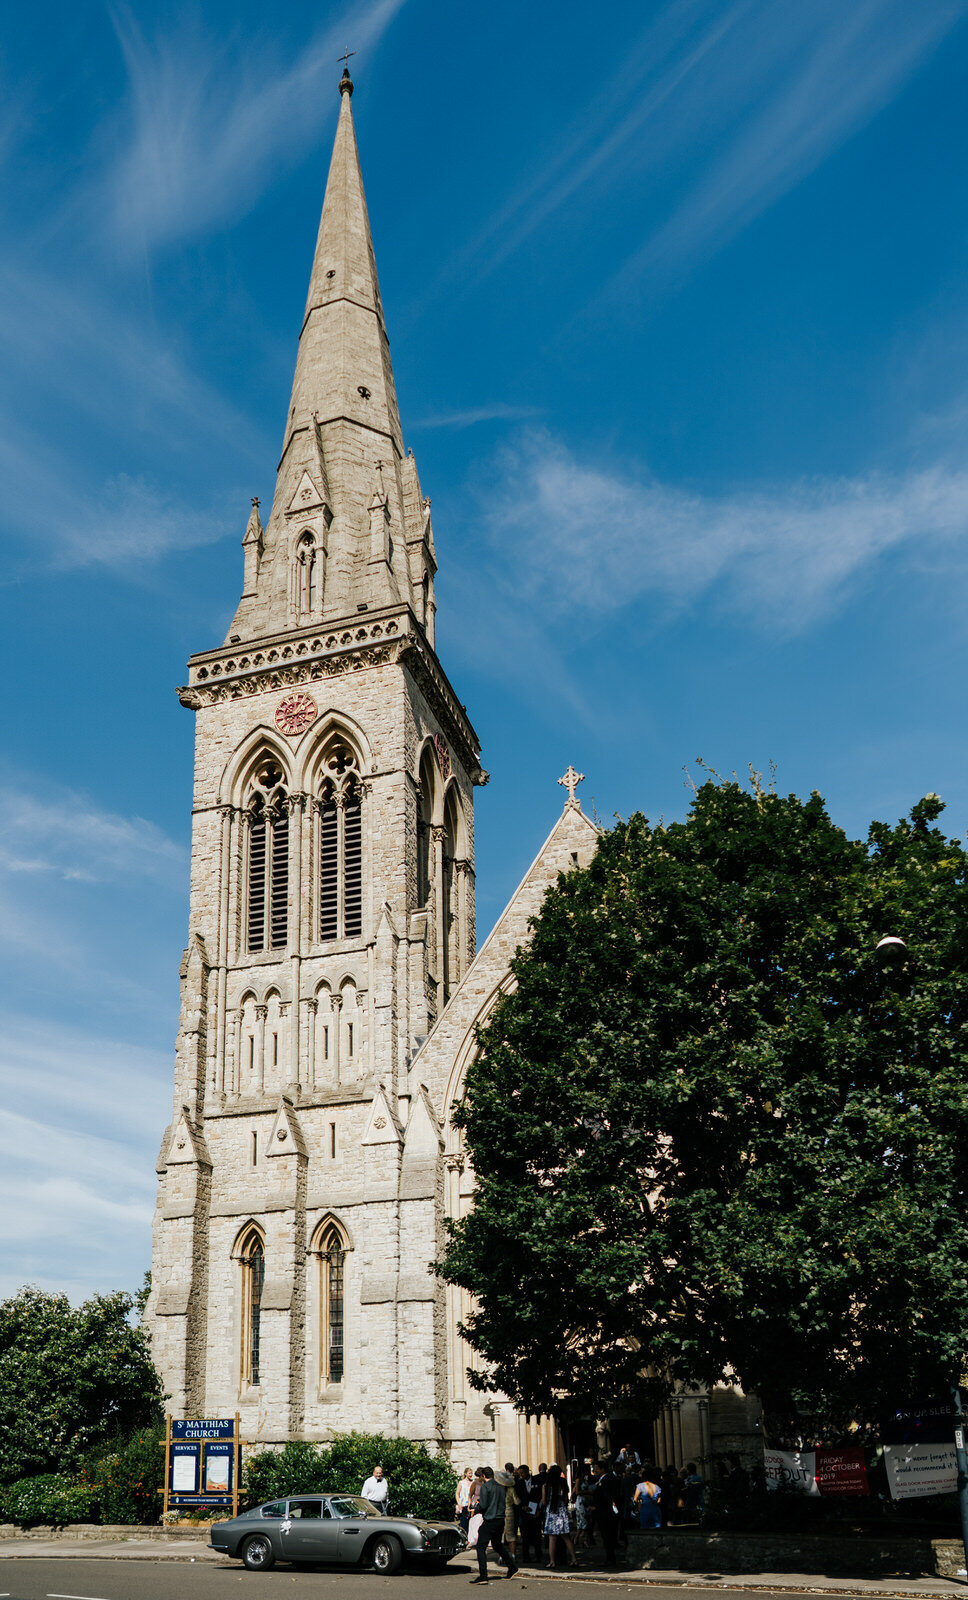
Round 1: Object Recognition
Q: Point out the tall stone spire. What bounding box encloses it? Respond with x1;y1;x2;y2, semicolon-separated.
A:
227;68;434;641
285;65;403;468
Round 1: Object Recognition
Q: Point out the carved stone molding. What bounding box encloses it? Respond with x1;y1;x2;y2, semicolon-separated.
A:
255;1005;268;1021
180;638;402;710
305;999;318;1015
180;610;483;779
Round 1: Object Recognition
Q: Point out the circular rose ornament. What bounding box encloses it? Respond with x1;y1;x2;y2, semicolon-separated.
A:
275;691;318;736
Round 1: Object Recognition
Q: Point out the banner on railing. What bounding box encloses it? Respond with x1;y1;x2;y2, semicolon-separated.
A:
764;1448;869;1497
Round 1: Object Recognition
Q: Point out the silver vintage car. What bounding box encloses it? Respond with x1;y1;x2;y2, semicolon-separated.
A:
210;1493;466;1574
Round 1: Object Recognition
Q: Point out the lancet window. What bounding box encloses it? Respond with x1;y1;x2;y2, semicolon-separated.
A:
442;785;462;1002
246;760;289;953
415;746;435;909
312;1220;347;1386
238;1224;265;1388
317;740;363;942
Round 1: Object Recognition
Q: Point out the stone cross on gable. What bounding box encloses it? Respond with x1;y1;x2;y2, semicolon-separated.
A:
558;765;584;806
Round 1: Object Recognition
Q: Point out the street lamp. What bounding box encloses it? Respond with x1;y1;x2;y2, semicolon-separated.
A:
874;935;968;1577
874;935;907;963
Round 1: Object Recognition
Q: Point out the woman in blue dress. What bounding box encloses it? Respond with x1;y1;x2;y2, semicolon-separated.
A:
634;1472;662;1530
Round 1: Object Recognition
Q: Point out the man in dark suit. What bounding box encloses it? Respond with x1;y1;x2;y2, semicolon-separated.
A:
592;1462;622;1566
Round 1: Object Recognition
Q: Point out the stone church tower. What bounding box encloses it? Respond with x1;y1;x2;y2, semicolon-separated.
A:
147;67;747;1474
147;65;492;1448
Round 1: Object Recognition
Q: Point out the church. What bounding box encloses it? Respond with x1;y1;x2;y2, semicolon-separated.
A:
146;67;756;1473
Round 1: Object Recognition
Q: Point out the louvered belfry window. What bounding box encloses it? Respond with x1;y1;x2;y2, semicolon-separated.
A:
246;761;289;953
318;741;364;943
343;788;362;937
247;802;267;951
319;796;339;941
270;807;289;948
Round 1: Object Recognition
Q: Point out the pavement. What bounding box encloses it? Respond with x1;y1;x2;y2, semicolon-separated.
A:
0;1536;966;1598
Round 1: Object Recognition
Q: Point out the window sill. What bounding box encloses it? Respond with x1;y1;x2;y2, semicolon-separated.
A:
316;1386;344;1405
231;949;292;969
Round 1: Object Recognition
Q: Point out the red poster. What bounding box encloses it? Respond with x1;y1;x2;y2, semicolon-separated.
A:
815;1447;869;1497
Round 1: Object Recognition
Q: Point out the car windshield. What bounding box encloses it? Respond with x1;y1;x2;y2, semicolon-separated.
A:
327;1497;374;1519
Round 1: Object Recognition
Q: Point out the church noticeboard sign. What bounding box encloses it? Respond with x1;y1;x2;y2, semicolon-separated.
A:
163;1415;240;1517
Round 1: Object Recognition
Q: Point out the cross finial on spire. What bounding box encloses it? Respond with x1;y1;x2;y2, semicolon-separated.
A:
558;765;584;806
339;48;356;94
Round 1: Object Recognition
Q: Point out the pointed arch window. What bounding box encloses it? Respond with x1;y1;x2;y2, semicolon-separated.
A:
415;747;436;910
246;761;289;953
312;1220;347;1386
317;740;363;942
442;786;462;1002
238;1224;265;1387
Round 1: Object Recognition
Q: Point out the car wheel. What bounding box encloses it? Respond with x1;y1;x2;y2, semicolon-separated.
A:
241;1534;276;1571
369;1534;403;1574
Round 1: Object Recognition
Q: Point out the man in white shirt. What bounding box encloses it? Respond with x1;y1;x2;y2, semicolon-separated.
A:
362;1465;388;1508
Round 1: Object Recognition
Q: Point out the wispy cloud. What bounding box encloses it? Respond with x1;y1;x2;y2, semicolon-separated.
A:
611;0;968;299
0;778;184;886
414;0;966;323
411;0;748;313
0;257;263;572
411;403;542;431
0;1014;170;1299
0;773;185;1022
107;0;407;254
481;429;968;631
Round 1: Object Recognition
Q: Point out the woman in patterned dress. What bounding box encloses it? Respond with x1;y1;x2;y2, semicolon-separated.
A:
573;1462;596;1549
542;1464;577;1569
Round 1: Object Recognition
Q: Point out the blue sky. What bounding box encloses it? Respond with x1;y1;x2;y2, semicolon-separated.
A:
4;0;968;1300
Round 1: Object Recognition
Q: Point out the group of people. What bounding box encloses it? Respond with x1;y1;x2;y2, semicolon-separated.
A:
456;1462;573;1582
454;1451;707;1579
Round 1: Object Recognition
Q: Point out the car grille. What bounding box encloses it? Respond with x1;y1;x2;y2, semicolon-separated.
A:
429;1532;462;1553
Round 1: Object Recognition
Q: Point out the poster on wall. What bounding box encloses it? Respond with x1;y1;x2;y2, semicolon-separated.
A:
171;1447;198;1493
205;1447;232;1492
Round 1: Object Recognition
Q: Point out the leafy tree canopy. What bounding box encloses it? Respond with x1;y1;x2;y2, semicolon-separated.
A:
439;778;968;1423
0;1287;164;1486
244;1432;457;1520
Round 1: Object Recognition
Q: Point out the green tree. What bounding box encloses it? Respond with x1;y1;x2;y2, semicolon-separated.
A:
439;779;968;1423
243;1433;456;1521
0;1287;164;1486
83;1423;166;1524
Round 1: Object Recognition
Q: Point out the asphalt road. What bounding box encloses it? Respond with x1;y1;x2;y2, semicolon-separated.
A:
0;1559;747;1600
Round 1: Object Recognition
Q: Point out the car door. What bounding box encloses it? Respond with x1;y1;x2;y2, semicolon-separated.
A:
279;1498;338;1563
324;1496;371;1563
